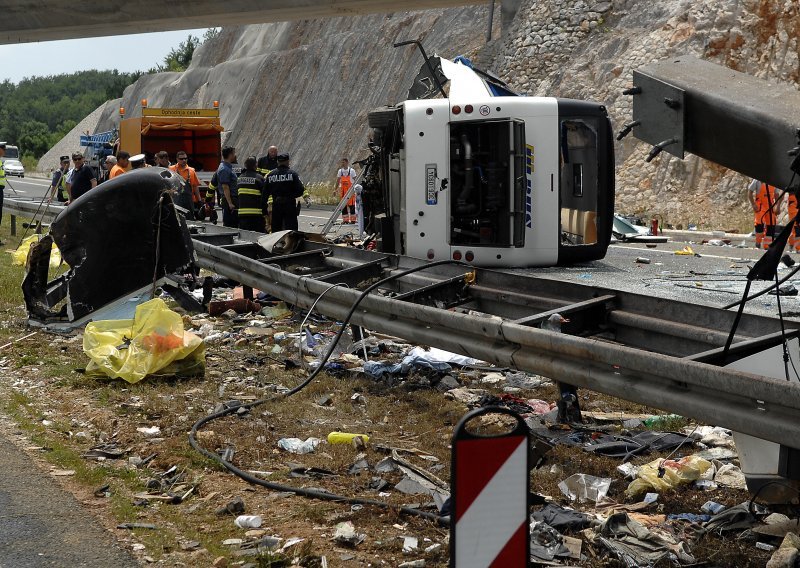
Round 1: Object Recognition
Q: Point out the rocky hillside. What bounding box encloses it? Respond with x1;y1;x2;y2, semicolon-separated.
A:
42;0;799;230
490;0;800;229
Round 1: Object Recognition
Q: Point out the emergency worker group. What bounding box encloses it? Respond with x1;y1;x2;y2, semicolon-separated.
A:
35;141;354;236
210;146;308;233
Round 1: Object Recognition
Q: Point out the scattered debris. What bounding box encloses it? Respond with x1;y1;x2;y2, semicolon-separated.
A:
714;463;747;489
597;512;695;566
626;455;712;497
234;515;263;529
136;426;161;437
402;536;418;553
117;523;158;530
216;497;246;516
327;432;370;445
531;503;592;532
333;521;366;547
277;437;322;454
558;473;612;503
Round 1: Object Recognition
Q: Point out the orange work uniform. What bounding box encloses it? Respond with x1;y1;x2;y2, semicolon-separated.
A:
753;182;778;250
170;163;201;204
338;166;356;223
109;164;127;179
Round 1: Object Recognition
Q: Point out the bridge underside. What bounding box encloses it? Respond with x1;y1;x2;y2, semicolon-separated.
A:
2;0;486;44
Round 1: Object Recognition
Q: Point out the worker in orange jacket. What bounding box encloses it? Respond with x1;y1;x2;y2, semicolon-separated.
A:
775;187;800;252
748;179;780;250
336;158;358;224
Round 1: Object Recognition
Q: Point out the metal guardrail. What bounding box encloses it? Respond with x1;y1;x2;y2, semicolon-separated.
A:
10;196;800;449
4;198;64;236
192;237;800;450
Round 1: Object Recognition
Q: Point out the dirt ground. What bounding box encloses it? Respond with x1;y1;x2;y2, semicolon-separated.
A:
0;295;788;568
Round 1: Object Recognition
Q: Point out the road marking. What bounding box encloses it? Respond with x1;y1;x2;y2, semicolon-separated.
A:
9;178;49;186
299;213;336;221
609;244;756;262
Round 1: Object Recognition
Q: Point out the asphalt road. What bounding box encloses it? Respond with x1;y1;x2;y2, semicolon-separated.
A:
1;176;350;236
0;434;137;567
527;238;800;322
2;176;50;200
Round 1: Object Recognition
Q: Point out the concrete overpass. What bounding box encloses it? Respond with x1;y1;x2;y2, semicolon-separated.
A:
1;0;509;44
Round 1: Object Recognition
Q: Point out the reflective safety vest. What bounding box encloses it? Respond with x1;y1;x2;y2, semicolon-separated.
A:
57;169;69;201
237;170;266;216
340;173;353;194
0;160;5;187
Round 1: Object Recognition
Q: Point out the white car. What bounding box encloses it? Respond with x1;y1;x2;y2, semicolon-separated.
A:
2;159;24;177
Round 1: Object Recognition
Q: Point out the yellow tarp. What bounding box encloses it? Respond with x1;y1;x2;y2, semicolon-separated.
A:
626;455;712;497
84;298;205;383
9;234;62;268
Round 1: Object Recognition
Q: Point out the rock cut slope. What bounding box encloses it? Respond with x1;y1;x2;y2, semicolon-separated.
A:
491;0;800;229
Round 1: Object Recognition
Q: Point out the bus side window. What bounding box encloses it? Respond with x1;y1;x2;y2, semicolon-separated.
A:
560;120;598;245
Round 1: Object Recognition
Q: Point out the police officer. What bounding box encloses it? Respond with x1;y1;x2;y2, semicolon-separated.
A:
266;153;305;232
48;156;71;203
237;156;267;233
217;146;239;228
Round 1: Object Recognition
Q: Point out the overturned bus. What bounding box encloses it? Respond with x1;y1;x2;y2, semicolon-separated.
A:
362;53;614;267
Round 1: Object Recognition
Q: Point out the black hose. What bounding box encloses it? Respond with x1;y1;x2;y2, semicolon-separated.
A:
188;259;470;525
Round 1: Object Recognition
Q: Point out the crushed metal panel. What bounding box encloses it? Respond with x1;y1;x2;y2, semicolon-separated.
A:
407;55;449;100
22;168;196;328
256;230;304;255
632;56;800;188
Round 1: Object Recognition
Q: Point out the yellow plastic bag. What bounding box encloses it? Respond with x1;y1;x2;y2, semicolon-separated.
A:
9;234;62;268
626;455;712;497
84;298;205;383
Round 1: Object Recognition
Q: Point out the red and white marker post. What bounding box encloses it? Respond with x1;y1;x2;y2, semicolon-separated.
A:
450;406;530;567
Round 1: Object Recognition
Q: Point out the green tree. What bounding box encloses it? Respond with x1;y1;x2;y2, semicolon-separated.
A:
148;29;220;74
203;28;221;42
158;34;201;72
0;70;138;159
18;120;56;157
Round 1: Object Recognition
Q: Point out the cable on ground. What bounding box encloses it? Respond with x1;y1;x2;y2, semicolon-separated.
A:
189;259;469;526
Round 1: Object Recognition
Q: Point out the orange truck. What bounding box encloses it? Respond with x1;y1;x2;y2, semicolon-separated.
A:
117;101;223;180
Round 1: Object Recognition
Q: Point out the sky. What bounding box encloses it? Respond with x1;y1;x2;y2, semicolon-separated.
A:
0;29;210;84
